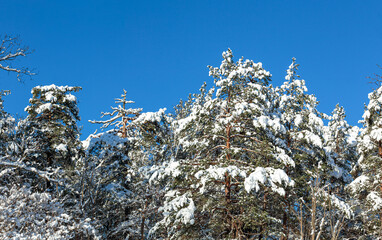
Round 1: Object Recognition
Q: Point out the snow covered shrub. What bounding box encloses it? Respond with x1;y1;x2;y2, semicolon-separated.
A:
0;185;100;240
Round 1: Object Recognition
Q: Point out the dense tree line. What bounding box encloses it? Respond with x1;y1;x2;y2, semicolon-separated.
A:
0;48;381;239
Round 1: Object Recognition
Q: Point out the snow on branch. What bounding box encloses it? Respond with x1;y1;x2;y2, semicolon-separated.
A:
244;167;295;196
89;89;142;137
0;90;11;111
0;157;61;183
0;35;35;81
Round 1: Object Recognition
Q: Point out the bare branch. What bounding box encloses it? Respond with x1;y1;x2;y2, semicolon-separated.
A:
0;35;35;81
367;65;382;89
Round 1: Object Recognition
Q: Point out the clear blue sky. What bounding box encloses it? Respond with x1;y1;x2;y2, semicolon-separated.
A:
1;1;381;139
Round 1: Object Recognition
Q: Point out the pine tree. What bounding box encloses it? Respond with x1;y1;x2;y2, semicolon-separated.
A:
319;104;358;239
0;184;101;239
152;49;294;239
275;59;354;239
81;130;132;238
126;108;173;240
0;90;15;157
325;104;357;184
89;89;142;138
87;91;171;239
348;85;382;238
19;85;82;190
0;86;101;240
0;90;19;187
271;59;317;239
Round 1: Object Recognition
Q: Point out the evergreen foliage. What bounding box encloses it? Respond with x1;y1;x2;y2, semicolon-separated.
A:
1;50;382;239
21;85;83;170
0;90;15;157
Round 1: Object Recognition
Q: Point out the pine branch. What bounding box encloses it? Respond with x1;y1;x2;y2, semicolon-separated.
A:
0;157;61;183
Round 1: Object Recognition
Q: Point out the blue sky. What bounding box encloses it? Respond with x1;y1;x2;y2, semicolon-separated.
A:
0;1;381;139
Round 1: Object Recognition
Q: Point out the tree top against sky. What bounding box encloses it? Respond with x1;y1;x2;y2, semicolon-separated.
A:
0;1;381;138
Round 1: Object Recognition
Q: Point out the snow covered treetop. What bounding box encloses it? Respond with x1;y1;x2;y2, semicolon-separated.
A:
90;89;142;138
361;86;382;126
132;108;168;125
32;84;81;93
357;85;382;159
30;84;81;104
25;84;81;119
280;58;309;95
208;49;271;87
82;130;129;151
285;57;300;81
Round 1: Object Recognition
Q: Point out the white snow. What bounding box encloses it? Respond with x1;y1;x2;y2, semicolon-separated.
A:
294;114;303;127
35;84;78;93
44;91;57;102
175;199;196;225
370;128;382;142
195;165;246;194
55;143;67;152
244;167;294;196
347;175;369;194
275;148;295;167
367;191;382;211
159;192;196;226
133;108;167;124
82;130;128;150
64;93;77;102
149;159;181;184
36;103;52;114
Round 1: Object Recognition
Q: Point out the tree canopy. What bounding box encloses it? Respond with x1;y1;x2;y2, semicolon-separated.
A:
0;49;380;239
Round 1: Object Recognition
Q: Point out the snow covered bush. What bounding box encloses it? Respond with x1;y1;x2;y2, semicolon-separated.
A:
0;185;100;240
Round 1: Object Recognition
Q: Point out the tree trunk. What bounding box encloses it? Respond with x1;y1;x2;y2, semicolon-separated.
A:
379;143;382;238
299;202;304;240
281;168;289;240
281;211;288;240
281;136;292;240
140;214;145;240
141;200;148;240
259;191;268;239
311;181;317;240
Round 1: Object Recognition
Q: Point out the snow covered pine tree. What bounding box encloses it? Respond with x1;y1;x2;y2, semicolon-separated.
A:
349;84;382;238
0;90;15;158
87;90;173;239
89;89;142;138
21;85;83;178
273;59;355;239
0;48;373;239
0;85;100;239
151;49;295;239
